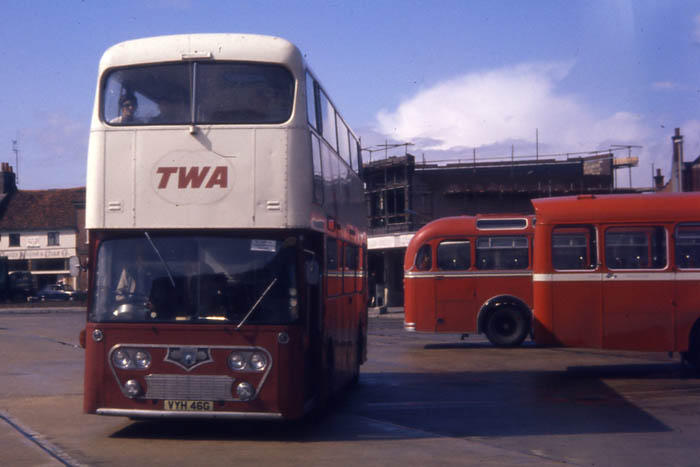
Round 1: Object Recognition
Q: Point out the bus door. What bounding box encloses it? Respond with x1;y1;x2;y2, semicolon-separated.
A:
434;239;475;332
601;225;674;351
549;226;603;347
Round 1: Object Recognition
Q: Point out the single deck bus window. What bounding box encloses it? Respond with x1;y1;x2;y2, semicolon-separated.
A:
676;223;700;269
476;236;529;270
476;218;528;230
552;226;597;270
437;240;471;271
415;244;432;271
605;226;667;270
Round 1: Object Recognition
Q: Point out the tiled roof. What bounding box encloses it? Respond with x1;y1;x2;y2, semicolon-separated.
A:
0;187;85;231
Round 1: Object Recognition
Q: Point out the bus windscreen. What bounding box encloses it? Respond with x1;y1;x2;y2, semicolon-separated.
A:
102;62;294;125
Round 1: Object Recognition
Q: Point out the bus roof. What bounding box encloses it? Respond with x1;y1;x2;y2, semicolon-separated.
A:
99;34;304;72
532;192;700;225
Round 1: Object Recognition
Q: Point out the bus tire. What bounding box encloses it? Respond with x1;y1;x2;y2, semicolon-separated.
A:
684;324;700;369
484;305;528;348
351;327;363;385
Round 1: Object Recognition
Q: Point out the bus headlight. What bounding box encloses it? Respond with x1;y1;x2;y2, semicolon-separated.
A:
113;349;132;369
112;348;151;370
124;379;142;398
249;352;268;371
236;381;255;401
228;352;246;371
134;351;151;369
228;350;269;371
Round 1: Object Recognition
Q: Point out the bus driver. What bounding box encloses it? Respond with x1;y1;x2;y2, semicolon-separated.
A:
110;93;138;124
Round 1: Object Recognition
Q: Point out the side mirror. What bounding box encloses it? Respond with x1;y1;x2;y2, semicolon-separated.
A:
69;256;82;277
305;259;320;286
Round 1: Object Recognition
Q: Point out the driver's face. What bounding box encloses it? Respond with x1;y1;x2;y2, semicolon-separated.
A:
120;100;136;118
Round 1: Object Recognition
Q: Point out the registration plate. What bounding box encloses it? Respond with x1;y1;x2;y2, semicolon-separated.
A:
164;400;213;411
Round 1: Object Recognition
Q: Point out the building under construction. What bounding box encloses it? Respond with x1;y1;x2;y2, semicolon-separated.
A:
364;150;641;310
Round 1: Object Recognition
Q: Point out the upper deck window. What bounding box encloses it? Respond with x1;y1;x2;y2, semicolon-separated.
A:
102;62;294;126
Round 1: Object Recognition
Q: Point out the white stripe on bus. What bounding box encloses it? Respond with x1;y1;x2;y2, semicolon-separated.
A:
405;271;532;279
533;272;700;282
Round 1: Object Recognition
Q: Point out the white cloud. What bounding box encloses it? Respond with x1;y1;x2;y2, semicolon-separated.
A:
375;61;648;157
652;81;680;91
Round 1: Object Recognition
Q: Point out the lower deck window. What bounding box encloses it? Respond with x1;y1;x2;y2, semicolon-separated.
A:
90;235;298;324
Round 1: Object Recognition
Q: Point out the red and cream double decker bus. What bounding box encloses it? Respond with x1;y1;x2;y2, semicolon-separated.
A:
403;215;534;347
80;34;368;420
532;193;700;365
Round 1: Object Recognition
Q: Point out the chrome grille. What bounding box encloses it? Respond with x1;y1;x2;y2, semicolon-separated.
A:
144;374;235;401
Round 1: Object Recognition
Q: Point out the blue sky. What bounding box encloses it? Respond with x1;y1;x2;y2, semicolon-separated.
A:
1;0;698;189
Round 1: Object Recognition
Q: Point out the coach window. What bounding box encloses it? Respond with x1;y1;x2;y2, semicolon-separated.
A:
437;240;471;271
605;226;667;270
415;244;432;271
552;226;597;270
676;223;700;269
476;236;529;270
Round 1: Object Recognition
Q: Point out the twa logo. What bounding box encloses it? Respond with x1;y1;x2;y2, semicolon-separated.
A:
156;166;228;189
152;150;234;205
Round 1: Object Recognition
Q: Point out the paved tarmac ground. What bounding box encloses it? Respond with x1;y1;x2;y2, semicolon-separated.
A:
1;307;700;466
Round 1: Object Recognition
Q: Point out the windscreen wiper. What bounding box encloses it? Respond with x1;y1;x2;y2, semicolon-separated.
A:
144;231;176;288
236;278;277;330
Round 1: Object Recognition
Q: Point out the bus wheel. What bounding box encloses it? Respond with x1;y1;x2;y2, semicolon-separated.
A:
685;329;700;369
485;306;528;347
351;328;362;385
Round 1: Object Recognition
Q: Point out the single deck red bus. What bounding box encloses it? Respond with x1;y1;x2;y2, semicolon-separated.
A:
403;215;534;347
532;193;700;365
80;34;368;420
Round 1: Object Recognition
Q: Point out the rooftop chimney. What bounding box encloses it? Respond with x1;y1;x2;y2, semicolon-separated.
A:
671;128;684;192
654;168;665;191
0;162;17;194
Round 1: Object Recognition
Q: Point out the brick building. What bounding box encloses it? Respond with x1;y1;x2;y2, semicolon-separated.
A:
0;164;87;292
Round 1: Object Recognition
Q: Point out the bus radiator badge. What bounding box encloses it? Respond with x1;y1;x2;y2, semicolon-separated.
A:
166;347;212;371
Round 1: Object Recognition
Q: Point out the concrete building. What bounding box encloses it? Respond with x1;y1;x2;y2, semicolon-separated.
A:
0;163;87;292
363;151;641;309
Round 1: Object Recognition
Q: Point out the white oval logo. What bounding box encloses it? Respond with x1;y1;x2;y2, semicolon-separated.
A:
152;150;234;205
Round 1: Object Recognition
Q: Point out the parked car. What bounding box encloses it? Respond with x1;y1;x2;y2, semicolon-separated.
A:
29;284;87;302
7;271;35;302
